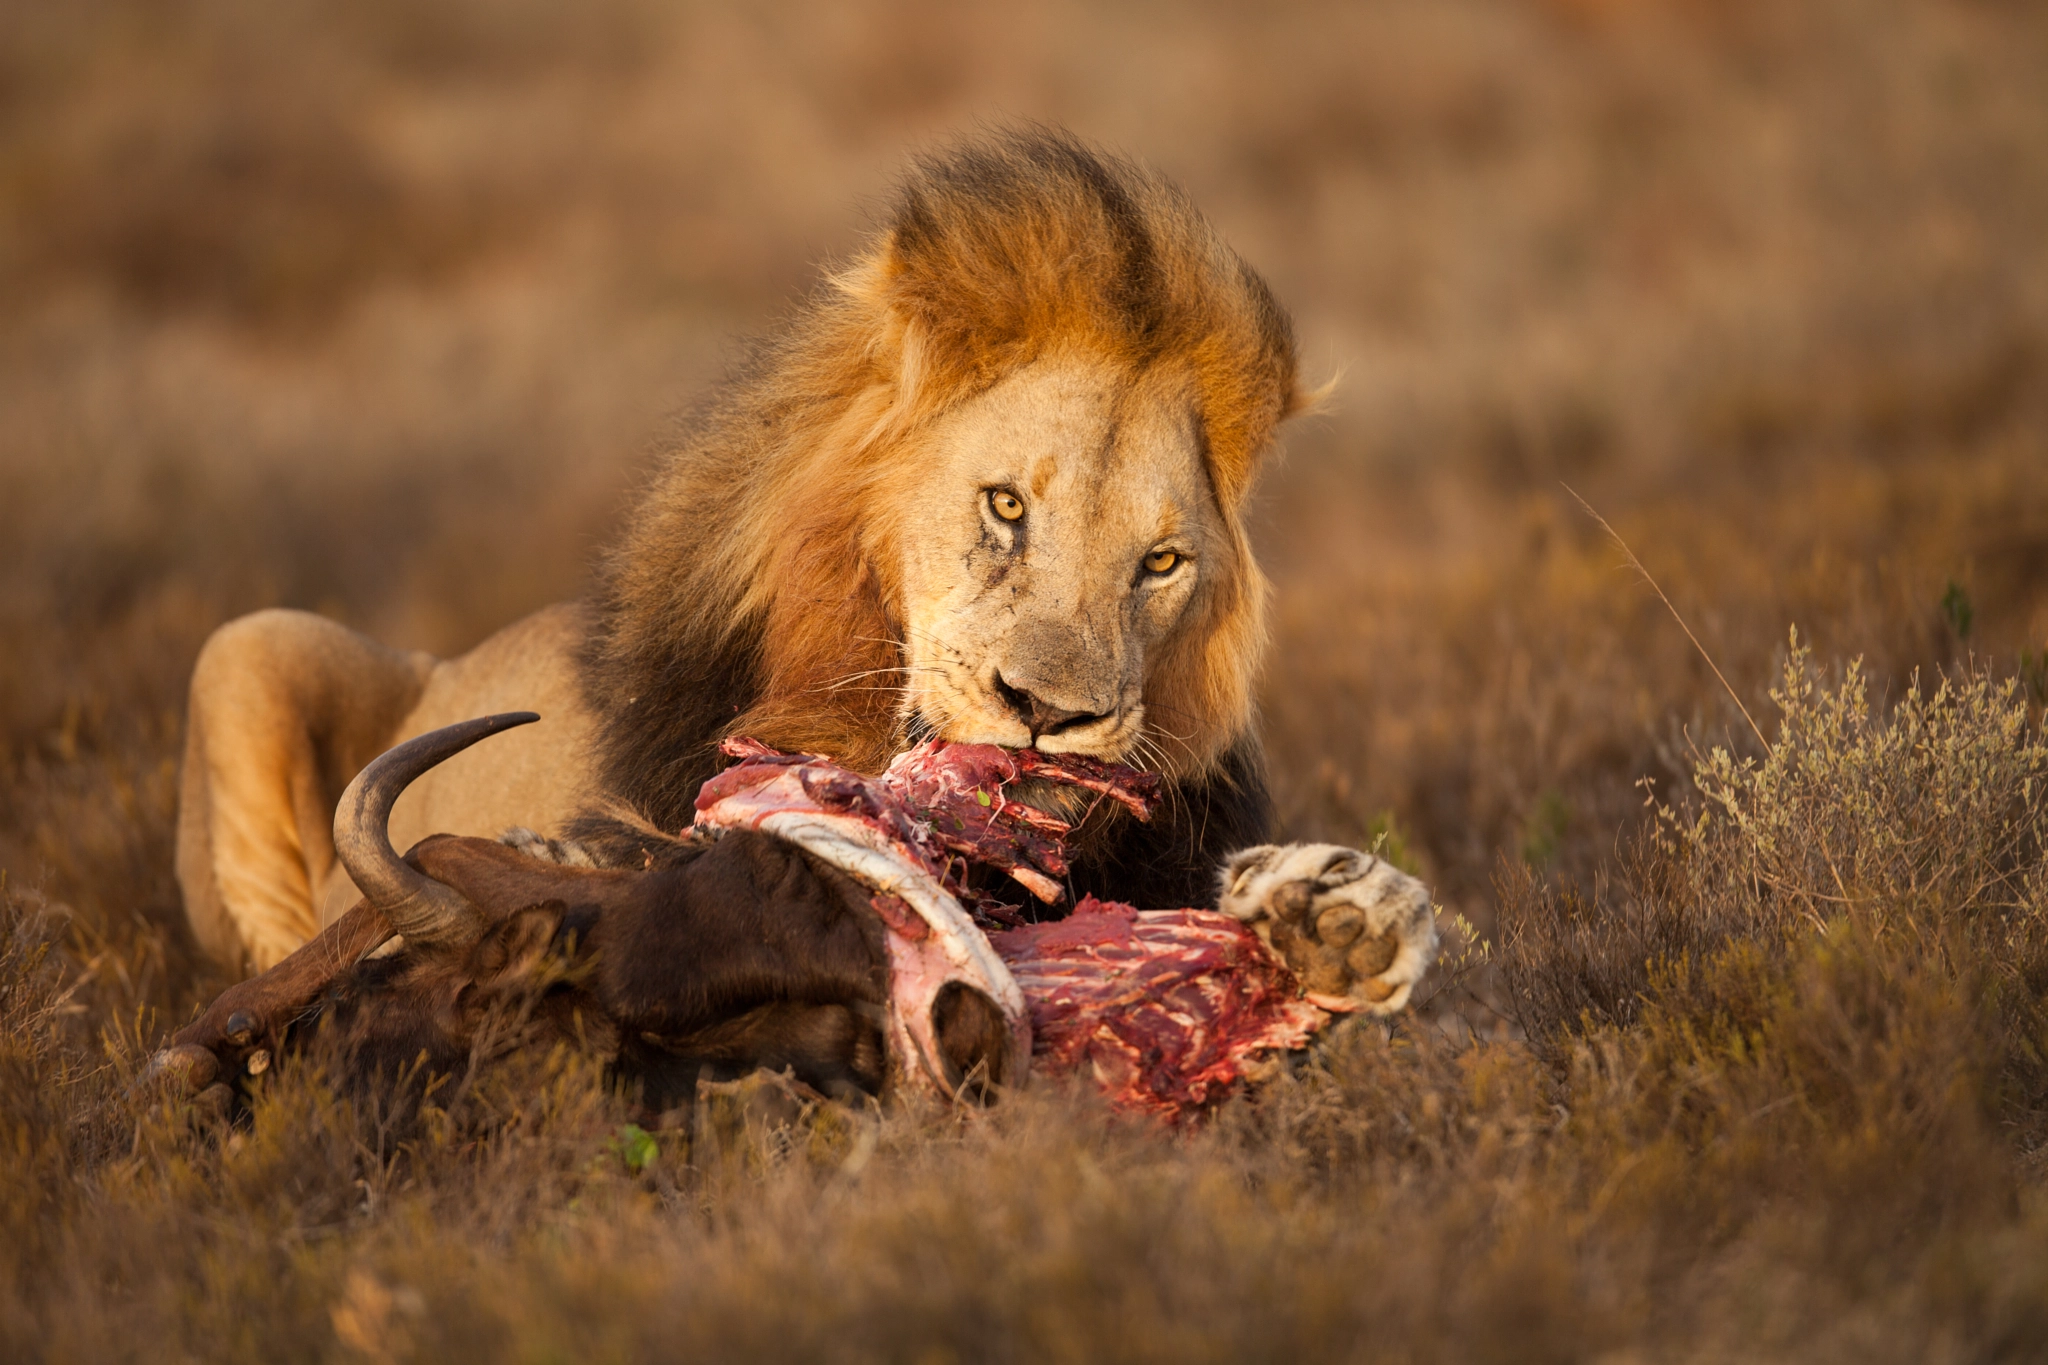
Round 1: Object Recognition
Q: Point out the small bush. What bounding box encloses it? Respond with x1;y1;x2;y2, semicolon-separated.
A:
1507;635;2048;1056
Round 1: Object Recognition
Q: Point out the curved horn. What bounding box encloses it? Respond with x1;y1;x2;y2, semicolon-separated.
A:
333;712;541;950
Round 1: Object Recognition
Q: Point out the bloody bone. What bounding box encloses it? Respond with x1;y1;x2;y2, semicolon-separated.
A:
690;738;1096;1098
697;737;1159;911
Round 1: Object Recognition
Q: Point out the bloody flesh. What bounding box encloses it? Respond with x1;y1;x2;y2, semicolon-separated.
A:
696;736;1160;916
694;738;1331;1116
992;897;1329;1119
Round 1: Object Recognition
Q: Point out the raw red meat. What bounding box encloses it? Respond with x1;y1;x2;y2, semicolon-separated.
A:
992;898;1330;1120
692;738;1330;1116
696;736;1158;914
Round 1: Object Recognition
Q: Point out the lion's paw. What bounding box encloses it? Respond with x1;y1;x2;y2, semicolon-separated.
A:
1218;843;1438;1015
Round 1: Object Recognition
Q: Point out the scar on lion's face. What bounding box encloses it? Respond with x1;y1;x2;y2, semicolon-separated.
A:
892;355;1221;763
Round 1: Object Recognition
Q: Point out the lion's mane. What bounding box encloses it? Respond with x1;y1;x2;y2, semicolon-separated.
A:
578;128;1303;898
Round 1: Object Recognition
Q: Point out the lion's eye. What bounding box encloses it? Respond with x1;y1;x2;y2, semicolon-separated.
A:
989;490;1025;522
1143;549;1180;575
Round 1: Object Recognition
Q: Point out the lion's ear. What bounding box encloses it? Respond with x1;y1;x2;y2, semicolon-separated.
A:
831;237;995;426
1195;374;1298;514
1187;321;1315;514
857;223;1038;400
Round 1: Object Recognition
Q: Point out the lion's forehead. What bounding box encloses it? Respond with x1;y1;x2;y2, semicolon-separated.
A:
936;357;1212;542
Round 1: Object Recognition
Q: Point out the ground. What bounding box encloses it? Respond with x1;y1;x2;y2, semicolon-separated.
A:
3;1;2048;1360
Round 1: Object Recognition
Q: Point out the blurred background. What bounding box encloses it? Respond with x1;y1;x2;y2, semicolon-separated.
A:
2;0;2045;1017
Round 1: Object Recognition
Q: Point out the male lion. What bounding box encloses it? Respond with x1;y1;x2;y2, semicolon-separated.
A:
177;129;1436;1014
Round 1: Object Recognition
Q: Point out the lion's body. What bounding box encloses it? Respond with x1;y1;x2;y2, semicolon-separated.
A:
178;130;1308;974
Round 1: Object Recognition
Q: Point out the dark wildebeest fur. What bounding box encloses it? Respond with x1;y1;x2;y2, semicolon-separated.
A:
156;718;1011;1114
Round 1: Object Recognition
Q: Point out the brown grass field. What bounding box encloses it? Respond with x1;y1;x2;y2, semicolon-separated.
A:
5;1;2048;1359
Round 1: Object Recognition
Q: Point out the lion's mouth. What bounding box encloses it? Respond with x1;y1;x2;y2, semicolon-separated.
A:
906;695;1140;768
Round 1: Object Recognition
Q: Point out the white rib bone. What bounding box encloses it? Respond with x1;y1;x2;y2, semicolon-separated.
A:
736;808;1031;1099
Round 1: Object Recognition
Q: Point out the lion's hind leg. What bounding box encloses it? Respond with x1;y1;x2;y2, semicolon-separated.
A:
177;609;435;973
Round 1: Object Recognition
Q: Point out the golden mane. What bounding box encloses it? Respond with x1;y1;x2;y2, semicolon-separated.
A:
587;128;1304;808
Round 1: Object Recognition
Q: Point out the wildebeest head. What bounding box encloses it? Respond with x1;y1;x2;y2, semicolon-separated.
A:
159;713;1011;1114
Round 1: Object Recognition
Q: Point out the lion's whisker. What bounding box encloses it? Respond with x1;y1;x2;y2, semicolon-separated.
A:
1146;725;1200;768
813;664;944;693
825;684;942;697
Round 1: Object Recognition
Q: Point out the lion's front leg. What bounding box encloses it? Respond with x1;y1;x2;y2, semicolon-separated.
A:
1217;843;1439;1014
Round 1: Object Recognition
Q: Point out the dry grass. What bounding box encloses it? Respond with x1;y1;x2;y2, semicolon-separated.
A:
4;0;2048;1358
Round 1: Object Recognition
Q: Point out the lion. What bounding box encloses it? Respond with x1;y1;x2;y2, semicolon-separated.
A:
176;128;1438;1014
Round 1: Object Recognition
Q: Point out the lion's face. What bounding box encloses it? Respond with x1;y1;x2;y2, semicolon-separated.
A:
891;356;1224;763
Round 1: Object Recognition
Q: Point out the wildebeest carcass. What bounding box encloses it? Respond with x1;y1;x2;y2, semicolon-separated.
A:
150;713;1018;1117
154;716;1437;1121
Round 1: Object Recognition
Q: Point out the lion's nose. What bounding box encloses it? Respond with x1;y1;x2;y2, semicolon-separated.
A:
992;674;1110;737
